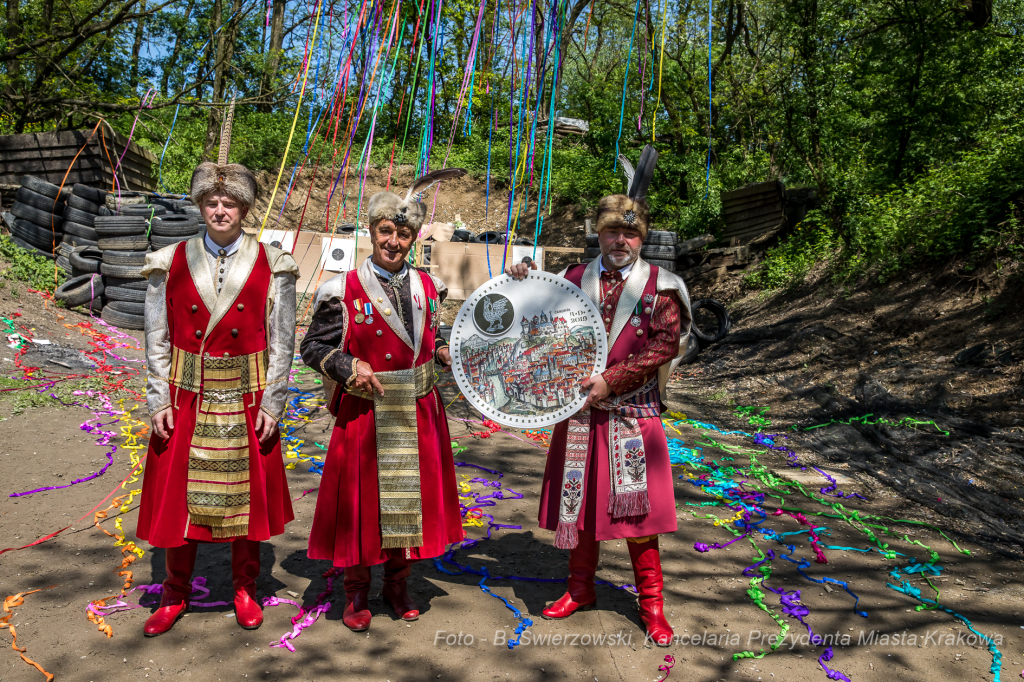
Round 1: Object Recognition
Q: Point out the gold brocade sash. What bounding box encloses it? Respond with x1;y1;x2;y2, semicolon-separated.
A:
170;348;269;539
349;361;434;549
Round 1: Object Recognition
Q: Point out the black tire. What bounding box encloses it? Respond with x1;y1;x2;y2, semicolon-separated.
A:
56;255;73;274
106;299;145;315
679;333;700;365
102;249;149;266
585;233;598;247
66;193;101;214
20;175;63;199
690;298;731;346
104;276;148;291
64;221;99;241
79;295;105;313
644;230;678;246
63;233;98;247
584;247;601;258
98;206;113;216
72;184;105;204
104;285;146;303
183;206;201;217
640;244;675;260
98;236;150;251
120;204;166;217
473;231;504;244
15;187;65;213
105;192;147;211
646;258;676;272
150;215;199;236
9;234;55;259
62;205;96;226
451;229;472;243
101;305;145;330
70;246;103;273
150;198;177;212
151;234;194;248
57;241;73;258
100;262;144;278
54;273;105;307
10;218;62;250
94;216;148;237
12;201;63;229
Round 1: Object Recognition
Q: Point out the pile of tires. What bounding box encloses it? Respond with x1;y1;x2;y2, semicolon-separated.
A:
94;213;150;331
58;184;110;275
583;230;679;273
9;176;67;259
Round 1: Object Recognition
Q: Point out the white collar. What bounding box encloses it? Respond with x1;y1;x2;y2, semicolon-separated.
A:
204;230;246;257
598;257;634;280
371;260;408;280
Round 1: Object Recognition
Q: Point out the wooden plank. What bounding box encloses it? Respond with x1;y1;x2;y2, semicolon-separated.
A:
722;211;784;234
723;202;785;224
721;187;780;210
720;180;782;203
721;223;783;241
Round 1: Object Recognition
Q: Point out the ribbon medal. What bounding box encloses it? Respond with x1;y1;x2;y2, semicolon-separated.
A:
354;299;365;324
630;301;642;327
363;301;374;325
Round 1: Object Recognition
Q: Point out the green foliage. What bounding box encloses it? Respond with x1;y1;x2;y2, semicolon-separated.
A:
0;236;65;292
745;215;839;289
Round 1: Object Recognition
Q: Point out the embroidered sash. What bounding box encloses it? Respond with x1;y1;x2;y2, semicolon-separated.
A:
554;375;660;549
170;348;269;539
349;360;435;548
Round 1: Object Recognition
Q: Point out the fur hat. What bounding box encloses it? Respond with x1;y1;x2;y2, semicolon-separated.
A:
594;145;658;238
367;168;467;234
190;162;258;210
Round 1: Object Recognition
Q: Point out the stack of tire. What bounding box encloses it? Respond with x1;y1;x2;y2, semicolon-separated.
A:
8;176;67;260
92;206;155;331
57;184;110;279
583;230;678;272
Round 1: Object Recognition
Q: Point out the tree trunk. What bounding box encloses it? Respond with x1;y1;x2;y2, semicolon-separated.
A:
204;0;227;160
130;0;147;87
5;0;20;92
259;0;286;112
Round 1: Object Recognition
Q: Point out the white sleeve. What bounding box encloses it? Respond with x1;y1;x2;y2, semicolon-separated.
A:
144;271;172;415
259;271;297;420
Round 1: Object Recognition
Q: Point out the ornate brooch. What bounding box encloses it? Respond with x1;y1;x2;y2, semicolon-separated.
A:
643;293;655;304
622;210;637;224
393;213;408;224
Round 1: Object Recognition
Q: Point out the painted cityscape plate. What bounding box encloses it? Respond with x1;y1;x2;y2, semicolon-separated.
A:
450;271;608;428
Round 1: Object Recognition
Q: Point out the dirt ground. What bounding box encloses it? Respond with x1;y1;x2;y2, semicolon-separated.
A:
1;243;1023;681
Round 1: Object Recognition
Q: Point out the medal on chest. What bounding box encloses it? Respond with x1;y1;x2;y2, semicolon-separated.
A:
630;301;642;328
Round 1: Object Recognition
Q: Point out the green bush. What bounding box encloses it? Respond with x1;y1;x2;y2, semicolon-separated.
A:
0;236;66;292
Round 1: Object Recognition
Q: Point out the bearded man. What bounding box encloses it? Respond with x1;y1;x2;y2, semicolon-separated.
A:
300;169;467;633
137;162;299;636
506;146;691;646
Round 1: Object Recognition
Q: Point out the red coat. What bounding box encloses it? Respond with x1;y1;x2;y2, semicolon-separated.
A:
136;242;294;547
307;268;464;567
537;263;679;541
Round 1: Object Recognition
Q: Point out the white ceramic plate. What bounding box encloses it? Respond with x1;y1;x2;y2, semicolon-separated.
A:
450;271;607;428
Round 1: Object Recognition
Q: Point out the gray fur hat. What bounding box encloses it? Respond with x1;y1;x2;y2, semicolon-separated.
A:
367;168;467;233
190;162;259;209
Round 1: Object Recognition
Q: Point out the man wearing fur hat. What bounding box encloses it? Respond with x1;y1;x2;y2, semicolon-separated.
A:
506;146;691;647
136;162;299;637
300;169;467;633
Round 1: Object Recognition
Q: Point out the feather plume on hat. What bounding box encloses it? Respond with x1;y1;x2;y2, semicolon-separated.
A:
595;144;658;238
190;162;259;210
367;168;467;234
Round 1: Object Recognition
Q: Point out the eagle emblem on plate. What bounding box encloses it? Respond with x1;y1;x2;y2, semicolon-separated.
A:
643;293;654;304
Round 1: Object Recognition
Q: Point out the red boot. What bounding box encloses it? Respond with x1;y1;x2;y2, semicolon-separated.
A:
382;557;420;621
628;536;673;647
144;541;198;636
542;532;600;619
342;565;372;632
232;539;263;630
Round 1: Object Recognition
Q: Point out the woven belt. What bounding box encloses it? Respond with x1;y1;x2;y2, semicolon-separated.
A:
169;346;270;395
347;360;434;401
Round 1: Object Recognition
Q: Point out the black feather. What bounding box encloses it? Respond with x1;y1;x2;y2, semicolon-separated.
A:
404;167;468;202
627;144;658;200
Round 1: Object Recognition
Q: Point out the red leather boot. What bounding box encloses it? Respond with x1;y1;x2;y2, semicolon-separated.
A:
144;541;198;636
627;536;674;646
541;532;600;619
231;539;264;629
382;557;420;621
342;565;372;632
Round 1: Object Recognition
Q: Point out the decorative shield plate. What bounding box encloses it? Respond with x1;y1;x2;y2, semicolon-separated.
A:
450;271;608;428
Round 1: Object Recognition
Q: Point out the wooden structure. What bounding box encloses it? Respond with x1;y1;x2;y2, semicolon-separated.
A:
0;129;157;191
719;180;785;245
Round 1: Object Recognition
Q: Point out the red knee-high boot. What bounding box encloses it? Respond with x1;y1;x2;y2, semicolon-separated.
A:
627;536;673;646
342;565;372;632
231;539;264;629
144;541;198;636
541;532;600;619
383;557;420;621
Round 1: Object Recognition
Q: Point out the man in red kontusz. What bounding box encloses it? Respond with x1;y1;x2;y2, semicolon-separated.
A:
137;162;299;636
300;169;467;633
506;145;691;646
